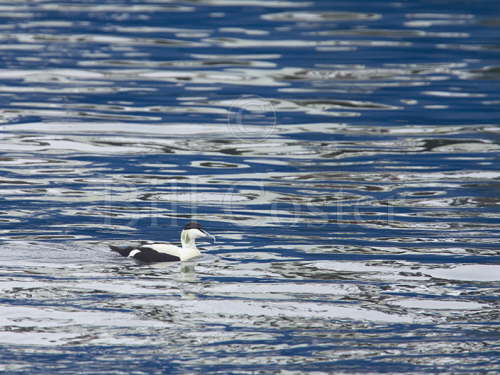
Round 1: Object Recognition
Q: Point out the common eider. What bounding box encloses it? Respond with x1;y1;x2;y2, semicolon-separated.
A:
110;222;214;262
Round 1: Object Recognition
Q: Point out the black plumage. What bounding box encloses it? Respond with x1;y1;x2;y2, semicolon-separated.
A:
109;244;181;262
109;244;136;257
131;247;180;262
183;222;202;230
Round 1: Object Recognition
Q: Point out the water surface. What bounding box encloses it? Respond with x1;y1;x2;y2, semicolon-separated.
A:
0;0;499;374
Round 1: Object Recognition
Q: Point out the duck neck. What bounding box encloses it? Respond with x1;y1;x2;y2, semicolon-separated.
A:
180;231;200;260
181;230;196;249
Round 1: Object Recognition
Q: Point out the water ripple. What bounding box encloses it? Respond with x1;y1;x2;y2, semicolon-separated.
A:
0;0;499;374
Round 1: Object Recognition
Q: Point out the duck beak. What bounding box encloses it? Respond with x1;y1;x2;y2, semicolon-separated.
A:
202;230;216;244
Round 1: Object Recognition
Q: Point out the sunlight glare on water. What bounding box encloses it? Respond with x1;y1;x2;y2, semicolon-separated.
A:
0;0;499;374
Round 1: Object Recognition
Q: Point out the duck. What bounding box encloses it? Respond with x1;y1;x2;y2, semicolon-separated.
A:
110;222;214;262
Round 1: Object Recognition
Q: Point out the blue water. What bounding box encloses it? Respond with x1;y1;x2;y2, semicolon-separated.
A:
1;0;499;374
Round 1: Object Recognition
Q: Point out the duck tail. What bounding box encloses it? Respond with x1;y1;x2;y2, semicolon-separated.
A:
109;244;136;257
